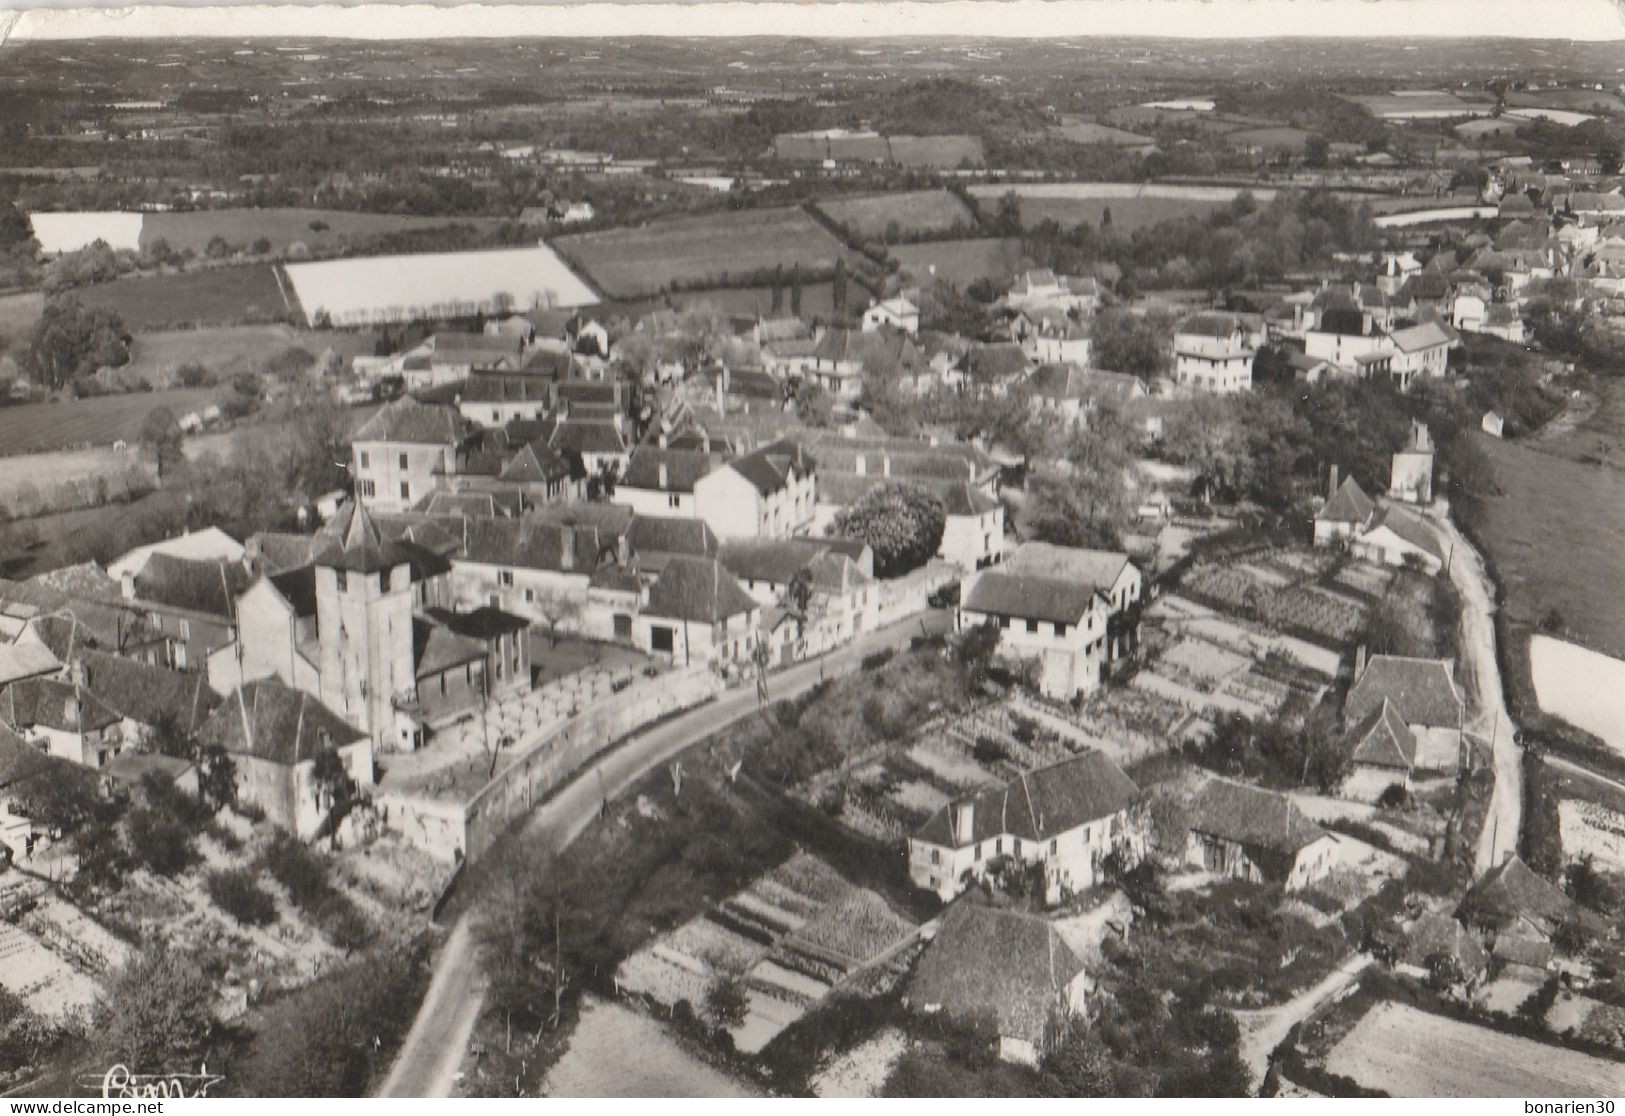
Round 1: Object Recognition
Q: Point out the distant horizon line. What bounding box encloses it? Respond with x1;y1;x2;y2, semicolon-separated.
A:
5;1;1623;44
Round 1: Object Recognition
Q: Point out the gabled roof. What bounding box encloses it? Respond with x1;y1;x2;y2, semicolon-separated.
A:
1185;778;1329;859
352;398;469;446
76;648;221;736
628;515;719;559
962;572;1101;626
908;901;1085;1047
718;538;843;587
0;638;60;687
962;342;1030;383
252;531;328;576
460;518;602;574
621;447;719;493
1402;912;1487;974
1349;698;1417;770
915;749;1140;849
1364;504;1445;561
1005;542;1132;593
0;675;122;734
500;441;574;485
1346;654;1463;729
1458;856;1593;938
720;439;816;496
131;554;252;620
1316;476;1376;525
812;328;922;373
1388;320;1454;353
196;679;362;766
643;556;757;625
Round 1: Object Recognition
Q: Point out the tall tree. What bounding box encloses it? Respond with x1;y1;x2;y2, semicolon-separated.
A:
24;298;130;391
141;406;185;484
832;255;848;319
790;261;803;316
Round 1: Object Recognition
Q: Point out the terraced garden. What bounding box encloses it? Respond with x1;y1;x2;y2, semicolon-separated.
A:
616;854;919;1054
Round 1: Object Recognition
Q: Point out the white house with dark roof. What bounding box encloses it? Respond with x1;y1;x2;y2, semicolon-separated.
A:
351;398;472;513
1385;320;1453;390
861;296;920;336
956;568;1110;699
1345;653;1466;773
1351;503;1447;576
1173;312;1256;393
195;678;372;840
692;439;817;541
636;555;760;666
1004;541;1142;659
1313;471;1376;546
611;447;721;520
1344;697;1418;802
909;749;1141;904
1006;270;1102;315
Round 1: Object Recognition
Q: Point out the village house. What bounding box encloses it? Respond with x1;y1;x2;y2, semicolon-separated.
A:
1003;542;1143;659
691;440;818;541
456;371;558;427
448;437;581;512
1010;307;1092;365
956;568;1110;700
612;447;721;520
635;555;760;667
1005;269;1102;315
195;678;373;841
106;526;245;583
1457;855;1605;951
0;672;122;768
1397;912;1488;992
861;296;921;335
1313;471;1377;547
1026;365;1146;427
1172;312;1256;393
1344;652;1466;773
959;342;1033;396
1343;697;1418;802
907;901;1092;1066
1351;503;1447;575
807;328;923;402
1182;778;1339;891
123;553;251;683
351;398;471;514
451;516;606;635
68;649;220;746
907;748;1142;903
1385;320;1453;390
719;538;877;654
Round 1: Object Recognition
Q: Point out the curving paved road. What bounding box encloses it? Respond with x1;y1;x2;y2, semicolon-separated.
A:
377;609;951;1098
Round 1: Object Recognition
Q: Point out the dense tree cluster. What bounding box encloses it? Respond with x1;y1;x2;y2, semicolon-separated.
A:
22;297;130;391
831;482;947;578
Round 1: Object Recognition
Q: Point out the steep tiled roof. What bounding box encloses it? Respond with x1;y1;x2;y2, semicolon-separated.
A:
724;439;815;495
1388;320;1454;353
1345;655;1463;729
908;901;1085;1048
1006;542;1130;593
719;539;834;587
316;502;416;575
1316;476;1376;525
500;441;574;485
1458;856;1594;938
131;554;252;620
352;398;469;446
628;516;719;559
962;342;1030;383
1185;778;1328;858
963;572;1099;626
461;518;602;574
1176;311;1245;339
1402;912;1487;974
197;679;362;766
0;675;121;734
268;566;319;619
621;447;719;493
76;648;220;736
412;616;488;678
1349;697;1416;771
915;749;1139;849
1366;505;1445;561
643;556;757;625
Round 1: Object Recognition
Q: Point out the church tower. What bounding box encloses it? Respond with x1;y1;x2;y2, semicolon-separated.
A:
314;502;418;751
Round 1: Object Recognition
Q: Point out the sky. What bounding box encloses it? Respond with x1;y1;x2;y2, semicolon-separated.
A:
2;0;1623;42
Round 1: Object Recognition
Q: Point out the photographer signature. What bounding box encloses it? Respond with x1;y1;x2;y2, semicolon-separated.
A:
78;1064;225;1098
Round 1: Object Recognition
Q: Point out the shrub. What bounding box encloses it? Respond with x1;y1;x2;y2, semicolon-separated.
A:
1376;783;1410;810
175;361;212;388
259;832;372;949
123;805;197;877
207;868;278;926
860;648;895;671
972;736;1008;766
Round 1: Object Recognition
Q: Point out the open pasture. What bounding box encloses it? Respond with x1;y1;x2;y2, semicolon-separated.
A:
813;190;976;240
1325;1001;1625;1096
0;387;221;455
888;237;1024;287
70;264;296;329
142;207;507;256
556;207;857;301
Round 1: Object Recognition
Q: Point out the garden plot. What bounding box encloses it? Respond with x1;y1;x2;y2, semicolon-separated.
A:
1334;562;1396;598
0;921;102;1020
905;741;1003;790
1477;976;1545;1015
1181;556;1370;648
1327;1001;1625;1096
1558;799;1625;874
617;855;918;1054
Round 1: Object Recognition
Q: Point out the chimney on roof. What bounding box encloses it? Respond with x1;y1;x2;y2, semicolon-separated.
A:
561;528;577;571
1329;463;1340;499
1355;644;1367;679
658;462;669;489
63;693;80;730
953;800;974;845
854;453;866;477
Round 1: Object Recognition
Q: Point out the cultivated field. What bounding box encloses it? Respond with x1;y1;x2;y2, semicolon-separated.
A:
28;211;145;254
555;207;857;301
0;387;221;455
888;237;1024;287
71;264;297;329
1531;635;1625;755
813;190;976;240
1325;1001;1625;1096
1051;117;1156;147
284;243;597;326
1225;126;1318;152
142;207;507;256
